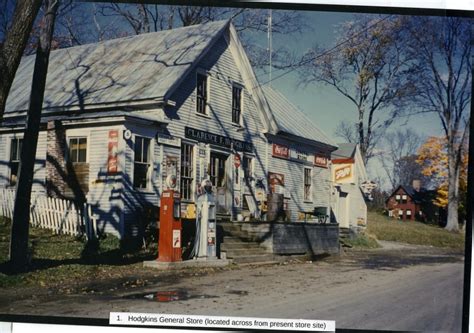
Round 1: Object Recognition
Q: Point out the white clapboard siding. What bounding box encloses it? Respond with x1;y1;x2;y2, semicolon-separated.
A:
0;188;97;238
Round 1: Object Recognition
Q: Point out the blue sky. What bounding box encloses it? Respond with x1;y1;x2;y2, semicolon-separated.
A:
249;10;447;186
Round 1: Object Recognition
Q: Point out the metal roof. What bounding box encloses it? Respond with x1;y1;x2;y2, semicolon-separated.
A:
331;143;357;159
5;20;229;113
261;85;337;148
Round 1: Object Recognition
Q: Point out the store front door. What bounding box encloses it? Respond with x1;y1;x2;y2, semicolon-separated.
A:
210;152;230;214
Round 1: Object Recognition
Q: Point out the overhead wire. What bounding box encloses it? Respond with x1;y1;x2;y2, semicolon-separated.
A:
251;14;394;89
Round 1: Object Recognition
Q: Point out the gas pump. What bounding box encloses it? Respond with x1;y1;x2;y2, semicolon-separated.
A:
158;175;182;262
191;179;217;259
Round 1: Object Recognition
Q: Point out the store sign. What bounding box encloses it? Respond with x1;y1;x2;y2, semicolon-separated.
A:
156;133;181;147
272;143;289;159
314;154;329;168
184;127;253;153
334;164;353;182
107;130;119;174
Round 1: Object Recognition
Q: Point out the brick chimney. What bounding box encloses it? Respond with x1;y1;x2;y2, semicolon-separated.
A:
412;179;421;192
46;120;67;197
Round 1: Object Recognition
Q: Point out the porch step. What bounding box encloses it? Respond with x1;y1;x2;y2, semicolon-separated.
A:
221;237;262;250
219;222;272;264
222;247;269;258
229;253;277;264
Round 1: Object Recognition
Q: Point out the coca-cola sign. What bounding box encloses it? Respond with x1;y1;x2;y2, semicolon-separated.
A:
314;154;328;168
272;143;289;159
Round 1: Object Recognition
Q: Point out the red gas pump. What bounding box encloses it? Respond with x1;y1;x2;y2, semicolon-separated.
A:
158;176;182;262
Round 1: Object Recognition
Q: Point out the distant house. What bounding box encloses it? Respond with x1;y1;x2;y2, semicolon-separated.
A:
386;180;438;222
330;143;369;231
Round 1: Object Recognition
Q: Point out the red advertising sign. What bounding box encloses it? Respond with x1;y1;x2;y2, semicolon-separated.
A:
107;130;119;174
268;172;285;194
272;143;289;159
314;154;329;168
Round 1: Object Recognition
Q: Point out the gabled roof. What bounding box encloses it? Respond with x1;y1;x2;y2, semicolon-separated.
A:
5;20;336;149
331;143;356;159
261;86;337;148
5;20;230;113
387;184;434;204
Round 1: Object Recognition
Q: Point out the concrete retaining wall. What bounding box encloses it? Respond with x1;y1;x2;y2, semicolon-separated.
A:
219;221;340;256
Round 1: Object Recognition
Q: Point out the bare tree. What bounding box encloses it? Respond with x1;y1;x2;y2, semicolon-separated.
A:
0;0;41;118
95;4;307;68
403;16;470;232
334;120;357;143
299;15;414;164
379;128;428;190
9;0;59;272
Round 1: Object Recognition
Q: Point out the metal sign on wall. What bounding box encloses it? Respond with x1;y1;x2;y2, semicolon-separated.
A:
314;154;329;168
272;143;290;159
184;127;253;153
268;172;285;194
156;133;181;147
334;164;353;183
107;130;119;174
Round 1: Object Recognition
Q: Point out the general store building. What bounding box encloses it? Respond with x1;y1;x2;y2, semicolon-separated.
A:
0;20;337;243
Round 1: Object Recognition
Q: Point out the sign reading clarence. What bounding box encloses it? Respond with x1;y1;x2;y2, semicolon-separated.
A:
184;127;253;153
272;143;289;159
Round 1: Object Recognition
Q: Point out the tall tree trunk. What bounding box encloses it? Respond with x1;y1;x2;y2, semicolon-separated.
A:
358;108;366;162
9;0;59;272
445;142;460;231
0;0;41;119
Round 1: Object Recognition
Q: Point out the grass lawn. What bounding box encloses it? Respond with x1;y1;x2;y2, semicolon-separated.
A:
366;211;465;251
0;216;158;290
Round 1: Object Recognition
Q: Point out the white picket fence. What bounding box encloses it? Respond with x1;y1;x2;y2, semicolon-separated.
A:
0;188;96;238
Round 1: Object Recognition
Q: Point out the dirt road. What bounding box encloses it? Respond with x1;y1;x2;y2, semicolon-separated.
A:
0;242;464;332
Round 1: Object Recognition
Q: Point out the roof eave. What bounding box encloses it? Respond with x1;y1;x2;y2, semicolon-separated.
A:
273;131;338;152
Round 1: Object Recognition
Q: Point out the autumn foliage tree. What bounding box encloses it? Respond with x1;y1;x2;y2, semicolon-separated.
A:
403;17;470;232
417;136;468;228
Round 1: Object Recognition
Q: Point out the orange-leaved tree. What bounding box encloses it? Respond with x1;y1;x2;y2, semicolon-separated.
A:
416;136;468;227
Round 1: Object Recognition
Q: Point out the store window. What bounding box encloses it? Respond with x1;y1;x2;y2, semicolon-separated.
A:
9;138;23;186
196;73;208;115
180;143;194;200
68;137;87;163
401;194;407;204
304;167;312;201
232;85;242;124
133;136;150;189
